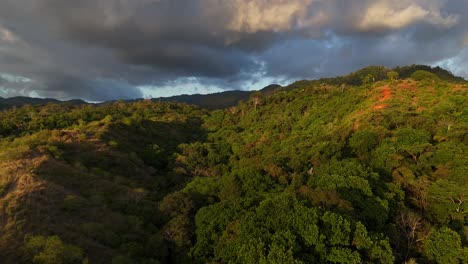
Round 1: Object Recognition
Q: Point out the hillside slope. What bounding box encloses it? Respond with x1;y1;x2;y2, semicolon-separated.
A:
180;70;467;263
0;102;207;263
0;67;466;263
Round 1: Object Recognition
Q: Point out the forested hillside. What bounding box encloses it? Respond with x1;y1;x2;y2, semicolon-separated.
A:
0;97;86;111
0;66;466;263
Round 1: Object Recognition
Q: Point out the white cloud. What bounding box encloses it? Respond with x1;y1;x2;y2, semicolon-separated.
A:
215;0;460;35
225;0;317;33
358;0;459;31
435;47;468;79
0;25;19;43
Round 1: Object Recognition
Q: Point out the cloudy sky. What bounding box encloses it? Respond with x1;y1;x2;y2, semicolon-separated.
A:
0;0;467;101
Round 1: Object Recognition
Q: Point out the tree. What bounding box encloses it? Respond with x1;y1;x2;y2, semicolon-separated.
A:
395;128;431;165
250;91;263;111
363;74;375;85
423;227;463;264
387;71;399;81
396;210;428;260
428;179;468;224
349;130;379;161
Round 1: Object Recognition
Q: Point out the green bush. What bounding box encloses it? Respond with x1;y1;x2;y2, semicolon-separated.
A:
411;70;439;82
24;235;88;264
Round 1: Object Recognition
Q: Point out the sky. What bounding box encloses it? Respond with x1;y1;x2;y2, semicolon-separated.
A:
0;0;467;101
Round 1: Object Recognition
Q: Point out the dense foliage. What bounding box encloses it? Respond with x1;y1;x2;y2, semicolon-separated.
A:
0;66;466;263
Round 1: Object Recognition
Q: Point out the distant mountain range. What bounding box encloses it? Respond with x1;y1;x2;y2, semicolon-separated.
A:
0;96;86;110
149;84;282;109
0;84;283;111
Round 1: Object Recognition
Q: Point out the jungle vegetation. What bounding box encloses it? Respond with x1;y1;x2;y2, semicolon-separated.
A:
0;65;466;263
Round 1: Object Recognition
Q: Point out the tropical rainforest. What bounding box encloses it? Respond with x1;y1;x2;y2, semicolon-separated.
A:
0;65;466;264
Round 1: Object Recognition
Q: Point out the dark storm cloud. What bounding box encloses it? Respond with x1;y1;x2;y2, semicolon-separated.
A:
32;74;143;101
0;0;466;100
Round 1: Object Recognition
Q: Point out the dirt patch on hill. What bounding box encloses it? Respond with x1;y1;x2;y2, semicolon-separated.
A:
353;120;360;130
373;85;392;110
380;87;392;101
453;84;467;91
398;80;416;92
373;104;388;110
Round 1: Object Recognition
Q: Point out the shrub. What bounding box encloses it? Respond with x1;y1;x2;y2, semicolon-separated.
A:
24;235;88;264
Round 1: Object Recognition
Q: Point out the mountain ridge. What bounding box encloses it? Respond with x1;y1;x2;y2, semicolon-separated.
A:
1;65;464;111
